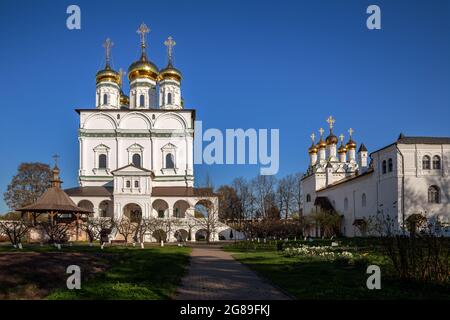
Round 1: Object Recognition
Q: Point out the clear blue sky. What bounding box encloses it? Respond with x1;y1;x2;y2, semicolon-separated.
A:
0;0;449;213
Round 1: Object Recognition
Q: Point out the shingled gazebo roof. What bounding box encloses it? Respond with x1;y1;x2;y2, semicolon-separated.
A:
17;164;92;215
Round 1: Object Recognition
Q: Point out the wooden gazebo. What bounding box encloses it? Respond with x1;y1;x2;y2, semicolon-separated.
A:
17;162;92;239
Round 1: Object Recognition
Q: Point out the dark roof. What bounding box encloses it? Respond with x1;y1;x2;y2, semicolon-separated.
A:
65;186;113;197
397;136;450;145
316;168;374;192
370;135;450;155
358;143;368;152
17;187;92;214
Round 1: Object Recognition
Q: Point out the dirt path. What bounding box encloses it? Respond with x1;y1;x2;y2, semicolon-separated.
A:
175;246;290;300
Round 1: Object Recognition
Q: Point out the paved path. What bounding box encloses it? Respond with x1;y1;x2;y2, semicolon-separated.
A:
175;246;290;300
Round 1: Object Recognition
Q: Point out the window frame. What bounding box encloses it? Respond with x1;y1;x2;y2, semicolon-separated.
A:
422;155;431;170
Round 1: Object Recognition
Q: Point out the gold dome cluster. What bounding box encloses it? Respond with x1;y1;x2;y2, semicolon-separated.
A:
97;24;182;86
308;116;357;154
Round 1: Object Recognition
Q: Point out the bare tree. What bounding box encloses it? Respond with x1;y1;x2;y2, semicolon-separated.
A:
277;174;297;219
135;218;158;248
39;221;72;244
232;177;254;220
251;175;276;218
114;217;137;244
187;200;220;243
0;220;30;247
81;217;113;246
292;172;303;216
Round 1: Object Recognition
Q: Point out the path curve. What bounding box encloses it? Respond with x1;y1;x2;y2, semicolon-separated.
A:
175;246;290;300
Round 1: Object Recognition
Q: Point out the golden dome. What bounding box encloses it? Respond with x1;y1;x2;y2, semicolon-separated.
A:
308;143;318;154
316;138;327;149
96;66;120;85
120;92;129;106
326;132;338;145
338;143;347;154
128;54;159;82
346;138;357;150
159;64;182;82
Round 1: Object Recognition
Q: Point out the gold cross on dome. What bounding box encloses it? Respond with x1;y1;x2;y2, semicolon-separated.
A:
326;115;335;130
339;134;345;142
102;38;114;65
52;154;60;167
348;128;354;138
310;132;316;142
318;127;324;137
137;22;150;48
164;36;176;65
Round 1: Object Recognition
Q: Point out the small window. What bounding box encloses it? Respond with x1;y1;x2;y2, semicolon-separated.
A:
306;194;311;203
158;210;164;218
103;94;108;105
132;153;141;168
428;185;440;204
167;92;172;105
98;154;107;169
166;153;175;169
422;155;431;170
362;193;367;207
139;94;145;107
117;114;120;119
382;160;387;174
134;180;139;188
433;156;441;170
344;198;348;211
388;158;393;172
126;180;131;188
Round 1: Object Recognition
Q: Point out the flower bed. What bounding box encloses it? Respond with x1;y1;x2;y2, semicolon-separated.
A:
283;245;355;261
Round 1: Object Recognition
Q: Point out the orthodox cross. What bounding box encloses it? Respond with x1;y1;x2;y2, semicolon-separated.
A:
52;154;60;167
339;134;345;143
164;36;176;65
326;115;335;130
348;128;354;138
318;127;324;138
102;38;113;66
137;23;150;50
310;132;316;143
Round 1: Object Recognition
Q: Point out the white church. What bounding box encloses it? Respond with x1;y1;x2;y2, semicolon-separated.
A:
65;23;237;242
301;116;450;237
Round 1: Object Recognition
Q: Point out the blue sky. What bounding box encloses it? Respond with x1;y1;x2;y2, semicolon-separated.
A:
0;0;449;213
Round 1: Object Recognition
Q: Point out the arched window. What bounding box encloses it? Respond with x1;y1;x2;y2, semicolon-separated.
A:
428;185;440;203
134;180;139;188
167;92;172;105
388;158;393;172
139;94;145;107
103;94;108;105
422;155;431;170
362;193;367;207
166;153;175;168
98;154;107;169
382;160;387;174
344;198;348;211
306;194;311;203
126;180;131;188
433;156;441;170
132;153;141;167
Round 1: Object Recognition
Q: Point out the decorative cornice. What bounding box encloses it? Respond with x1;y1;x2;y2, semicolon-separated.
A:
79;129;193;138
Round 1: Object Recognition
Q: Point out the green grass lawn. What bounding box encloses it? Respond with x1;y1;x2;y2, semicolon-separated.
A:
227;243;450;300
0;243;191;300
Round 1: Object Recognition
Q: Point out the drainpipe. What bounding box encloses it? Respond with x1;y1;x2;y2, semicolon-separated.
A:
395;144;405;230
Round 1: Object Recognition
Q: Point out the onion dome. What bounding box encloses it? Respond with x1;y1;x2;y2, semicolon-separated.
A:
308;142;318;154
159;36;182;82
159;63;182;82
96;38;120;85
120;91;129;106
338;143;347;154
326;131;338;145
346;128;357;150
128;23;159;82
316;137;327;149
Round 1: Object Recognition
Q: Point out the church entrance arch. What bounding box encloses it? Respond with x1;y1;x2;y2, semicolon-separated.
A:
123;203;142;223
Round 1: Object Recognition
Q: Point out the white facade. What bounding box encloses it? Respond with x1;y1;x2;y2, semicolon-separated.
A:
301;120;450;237
66;26;232;242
